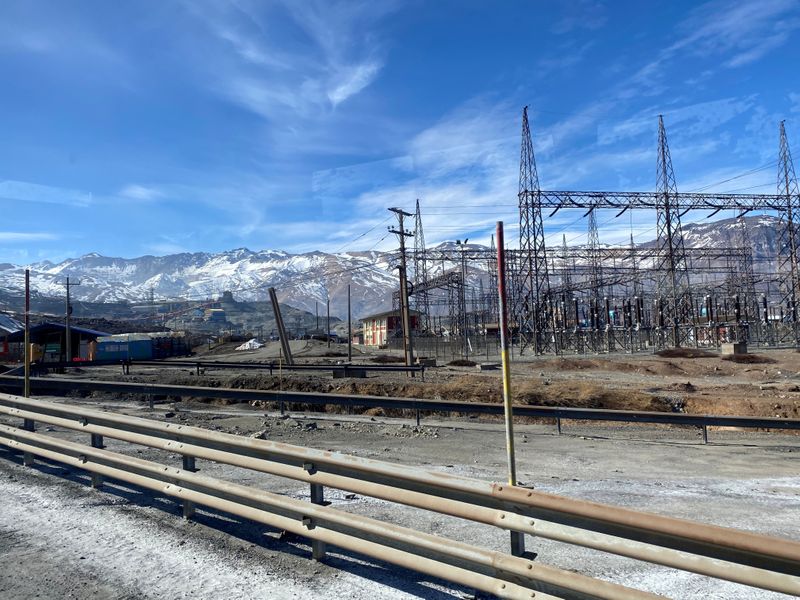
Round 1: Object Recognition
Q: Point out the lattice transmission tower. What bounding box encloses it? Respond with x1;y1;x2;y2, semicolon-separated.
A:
412;199;431;332
517;106;554;354
587;205;603;303
778;120;800;341
654;115;693;347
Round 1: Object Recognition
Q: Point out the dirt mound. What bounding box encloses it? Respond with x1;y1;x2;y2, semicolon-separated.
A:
369;355;404;364
514;380;658;411
655;348;716;359
542;356;682;376
721;354;776;364
448;359;477;367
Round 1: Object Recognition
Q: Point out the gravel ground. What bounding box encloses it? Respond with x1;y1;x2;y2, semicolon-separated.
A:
0;395;798;599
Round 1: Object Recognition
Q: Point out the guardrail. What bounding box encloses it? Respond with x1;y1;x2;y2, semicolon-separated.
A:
18;359;425;377
0;392;797;599
0;376;798;442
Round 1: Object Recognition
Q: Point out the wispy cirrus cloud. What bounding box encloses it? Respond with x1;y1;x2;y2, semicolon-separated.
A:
185;0;395;120
670;0;800;67
551;0;607;35
118;184;165;202
0;231;59;243
0;180;91;207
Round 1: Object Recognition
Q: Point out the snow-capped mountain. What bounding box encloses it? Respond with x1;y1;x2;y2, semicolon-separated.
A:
0;215;783;319
0;249;403;320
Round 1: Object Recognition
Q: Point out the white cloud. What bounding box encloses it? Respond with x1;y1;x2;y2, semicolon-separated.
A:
187;0;394;119
119;185;165;202
670;0;800;66
0;232;59;242
597;97;755;146
551;0;607;34
789;93;800;113
0;180;91;207
327;60;383;106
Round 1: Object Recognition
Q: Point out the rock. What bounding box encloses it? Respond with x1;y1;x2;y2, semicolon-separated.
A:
250;431;268;439
164;412;176;418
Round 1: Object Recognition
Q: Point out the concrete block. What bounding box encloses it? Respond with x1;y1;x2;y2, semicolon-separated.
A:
476;362;501;371
721;342;747;355
334;367;366;379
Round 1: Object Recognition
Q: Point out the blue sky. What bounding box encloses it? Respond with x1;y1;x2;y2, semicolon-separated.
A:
1;0;799;264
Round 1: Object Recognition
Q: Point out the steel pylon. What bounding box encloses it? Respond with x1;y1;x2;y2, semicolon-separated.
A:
654;115;693;348
517;107;555;354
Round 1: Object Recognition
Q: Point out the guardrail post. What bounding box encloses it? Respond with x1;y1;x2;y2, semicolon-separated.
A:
556;416;562;435
702;425;708;445
22;418;34;466
90;434;104;488
510;531;525;557
309;477;326;560
182;455;197;519
416;408;421;427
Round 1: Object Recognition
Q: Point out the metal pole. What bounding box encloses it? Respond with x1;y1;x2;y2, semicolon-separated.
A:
327;297;331;349
24;269;30;399
496;222;523;557
347;284;352;362
65;276;71;363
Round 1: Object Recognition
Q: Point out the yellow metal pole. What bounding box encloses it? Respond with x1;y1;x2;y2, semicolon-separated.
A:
495;222;523;556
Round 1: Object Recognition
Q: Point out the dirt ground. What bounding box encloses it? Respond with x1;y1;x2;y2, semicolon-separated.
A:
1;345;799;599
55;343;800;421
0;393;797;600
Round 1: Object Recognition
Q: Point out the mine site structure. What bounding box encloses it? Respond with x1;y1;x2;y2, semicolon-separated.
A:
389;108;800;359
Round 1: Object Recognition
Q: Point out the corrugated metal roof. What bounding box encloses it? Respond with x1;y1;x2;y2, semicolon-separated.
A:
4;322;110;342
0;314;23;334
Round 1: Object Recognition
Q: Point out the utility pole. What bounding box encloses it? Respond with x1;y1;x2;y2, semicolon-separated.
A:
347;284;352;361
60;277;81;363
326;295;331;348
389;207;415;372
316;301;319;331
24;269;30;398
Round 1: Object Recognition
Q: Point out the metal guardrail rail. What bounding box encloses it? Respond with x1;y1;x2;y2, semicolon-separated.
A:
20;359;425;375
0;392;798;598
0;376;798;440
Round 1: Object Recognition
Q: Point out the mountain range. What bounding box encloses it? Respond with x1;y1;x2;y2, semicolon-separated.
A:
0;215;782;320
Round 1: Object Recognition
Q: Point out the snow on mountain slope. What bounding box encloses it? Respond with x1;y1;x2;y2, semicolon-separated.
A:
0;216;782;319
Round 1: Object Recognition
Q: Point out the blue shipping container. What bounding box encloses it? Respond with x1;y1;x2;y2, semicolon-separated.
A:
95;338;153;360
